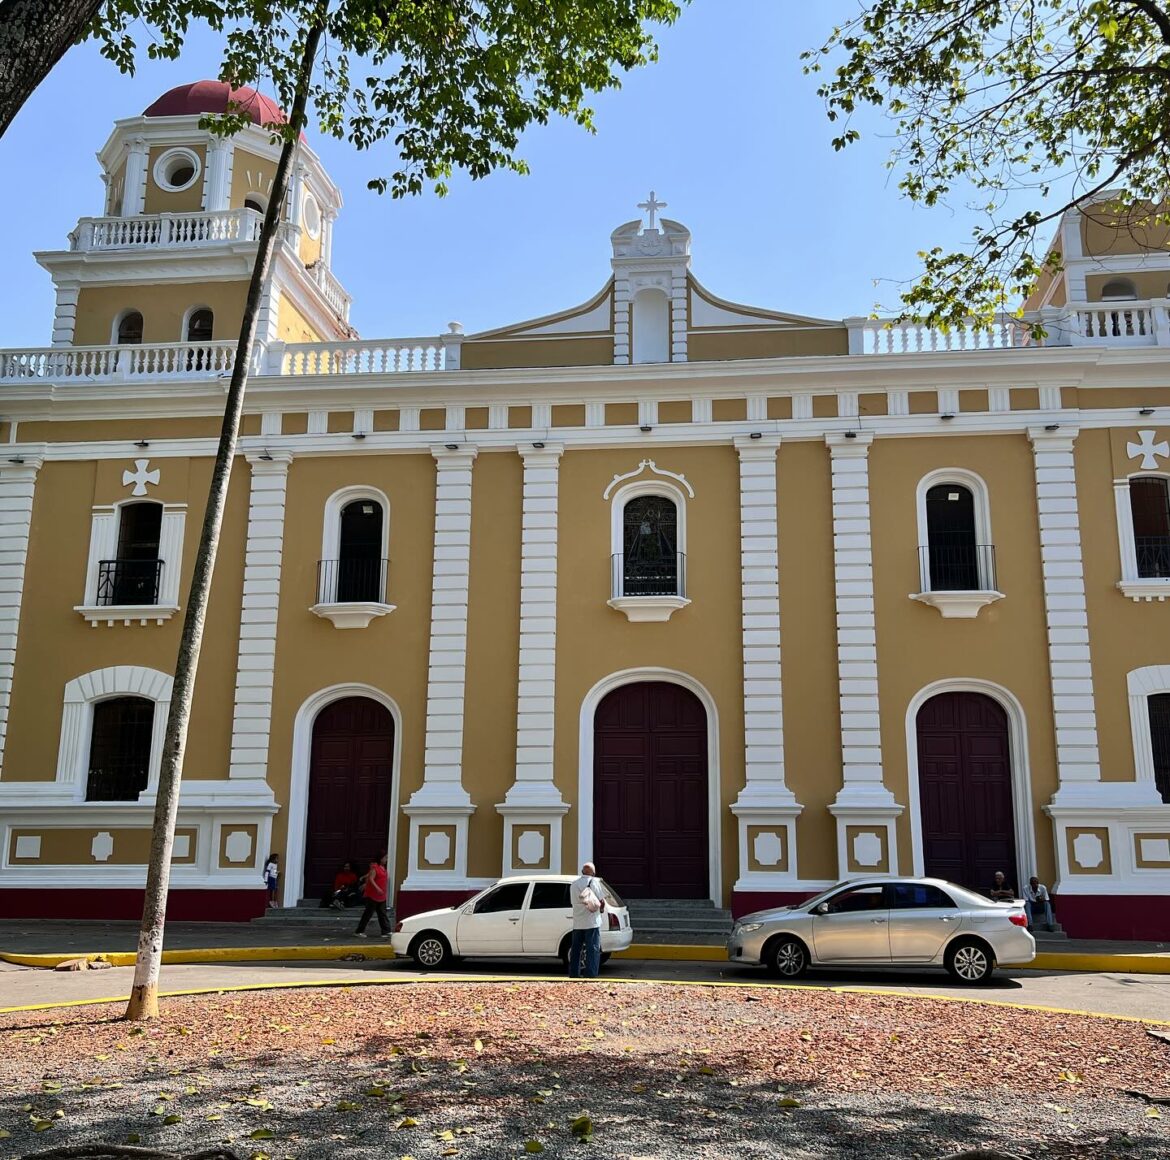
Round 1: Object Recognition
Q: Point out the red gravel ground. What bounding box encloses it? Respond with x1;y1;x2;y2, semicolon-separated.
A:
1;980;1167;1158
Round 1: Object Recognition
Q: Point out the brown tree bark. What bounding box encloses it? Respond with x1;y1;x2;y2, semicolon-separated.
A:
0;0;102;139
123;10;328;1022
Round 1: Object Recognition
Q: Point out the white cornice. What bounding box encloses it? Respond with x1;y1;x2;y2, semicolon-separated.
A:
35;247;259;285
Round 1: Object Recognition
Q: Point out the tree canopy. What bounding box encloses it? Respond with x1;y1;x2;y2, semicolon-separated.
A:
804;0;1170;325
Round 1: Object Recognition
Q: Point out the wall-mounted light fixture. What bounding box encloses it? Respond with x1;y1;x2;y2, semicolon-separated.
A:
444;443;459;451
940;413;955;421
135;439;150;448
532;441;545;449
258;449;274;462
1044;423;1061;432
639;425;652;433
7;457;24;465
844;430;857;440
1140;407;1156;416
749;431;763;440
352;432;366;440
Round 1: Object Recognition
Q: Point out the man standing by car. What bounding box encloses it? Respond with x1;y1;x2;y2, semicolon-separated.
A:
569;861;605;979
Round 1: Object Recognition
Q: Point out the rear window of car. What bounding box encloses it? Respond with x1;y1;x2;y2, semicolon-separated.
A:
598;879;624;908
889;883;956;909
530;882;571;909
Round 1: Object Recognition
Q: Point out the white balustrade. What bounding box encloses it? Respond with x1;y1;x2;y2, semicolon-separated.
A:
845;314;1030;354
0;342;237;383
281;338;450;375
71;209;264;252
306;261;352;322
1075;302;1160;345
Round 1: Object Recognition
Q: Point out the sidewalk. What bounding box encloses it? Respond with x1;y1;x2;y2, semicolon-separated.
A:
1;918;1167;973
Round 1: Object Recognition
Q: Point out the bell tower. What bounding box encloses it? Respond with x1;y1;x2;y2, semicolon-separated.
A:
36;80;353;356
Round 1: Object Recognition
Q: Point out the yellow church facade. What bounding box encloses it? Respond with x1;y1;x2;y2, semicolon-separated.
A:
0;82;1168;939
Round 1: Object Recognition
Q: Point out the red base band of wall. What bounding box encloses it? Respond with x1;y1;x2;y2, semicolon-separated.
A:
0;888;267;923
1051;894;1169;941
394;888;476;922
731;891;817;920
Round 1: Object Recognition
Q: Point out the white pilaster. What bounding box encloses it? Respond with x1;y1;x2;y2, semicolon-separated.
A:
50;282;80;347
729;436;801;891
403;447;478;889
825;433;902;878
497;444;569;876
321;208;336;267
0;456;43;774
203;137;232;212
286;160;308;246
121;137;148;217
228;452;293;780
1028;429;1102;798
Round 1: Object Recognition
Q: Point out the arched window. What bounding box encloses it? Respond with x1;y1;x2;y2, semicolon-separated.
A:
336;498;385;602
115;310;143;346
99;502;163;606
914;470;998;605
632;288;670;364
1101;278;1137;300
244;196;266;215
85;696;155;801
186;308;214;343
1130;476;1170;578
620;494;680;596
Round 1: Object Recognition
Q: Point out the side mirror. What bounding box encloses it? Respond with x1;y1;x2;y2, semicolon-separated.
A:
462;903;475;915
814;902;829;915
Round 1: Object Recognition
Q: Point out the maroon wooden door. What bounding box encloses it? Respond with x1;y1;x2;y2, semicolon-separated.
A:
304;697;394;899
916;691;1016;893
593;681;708;898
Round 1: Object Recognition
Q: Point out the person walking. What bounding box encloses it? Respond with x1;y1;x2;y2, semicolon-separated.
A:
355;853;391;937
569;861;605;979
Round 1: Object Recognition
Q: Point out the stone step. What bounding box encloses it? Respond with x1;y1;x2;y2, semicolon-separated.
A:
631;916;732;930
624;898;722;910
253;907;394;925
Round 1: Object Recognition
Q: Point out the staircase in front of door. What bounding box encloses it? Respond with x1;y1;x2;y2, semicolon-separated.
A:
624;898;733;945
252;898;395;929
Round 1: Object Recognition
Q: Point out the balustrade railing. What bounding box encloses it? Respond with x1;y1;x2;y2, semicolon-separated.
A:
918;542;997;593
1075;303;1159;344
306;262;353;321
281;338;448;375
97;559;163;606
316;558;389;604
0;341;237;382
71;208;265;252
846;315;1030;355
611;552;686;599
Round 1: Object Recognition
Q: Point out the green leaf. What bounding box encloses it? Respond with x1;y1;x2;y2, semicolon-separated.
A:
525;1142;545;1153
778;1097;802;1108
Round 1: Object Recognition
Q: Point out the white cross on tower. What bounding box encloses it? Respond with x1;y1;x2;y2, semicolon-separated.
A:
123;458;161;496
637;190;667;232
1127;429;1170;471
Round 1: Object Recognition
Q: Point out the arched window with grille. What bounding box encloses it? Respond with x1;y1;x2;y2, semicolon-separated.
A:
115;310;143;345
98;501;163;607
85;696;155;801
915;470;997;595
185;308;213;342
336;498;385;602
619;494;681;597
1101;278;1137;300
1130;476;1170;578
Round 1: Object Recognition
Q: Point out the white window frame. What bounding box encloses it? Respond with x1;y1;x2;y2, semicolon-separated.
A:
909;467;1003;619
182;304;214;343
310;485;395;629
1115;472;1170;601
75;499;185;626
607;479;690;622
1127;666;1170;803
110;308;144;345
56;666;173;802
152;147;202;194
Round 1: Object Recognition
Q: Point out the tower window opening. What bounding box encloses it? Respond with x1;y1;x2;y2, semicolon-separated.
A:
116;311;143;346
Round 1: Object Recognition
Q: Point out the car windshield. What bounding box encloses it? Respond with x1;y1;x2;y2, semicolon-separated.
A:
798;883;856;911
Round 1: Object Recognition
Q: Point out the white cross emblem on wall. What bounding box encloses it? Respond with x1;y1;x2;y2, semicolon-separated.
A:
123;458;160;496
1127;429;1170;471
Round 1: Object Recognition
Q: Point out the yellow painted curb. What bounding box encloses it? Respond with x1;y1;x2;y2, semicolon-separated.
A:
3;943;1167;973
2;970;1168;1026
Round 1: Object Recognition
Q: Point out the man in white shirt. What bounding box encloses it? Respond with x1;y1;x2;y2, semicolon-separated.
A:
1023;876;1054;932
569;861;605;979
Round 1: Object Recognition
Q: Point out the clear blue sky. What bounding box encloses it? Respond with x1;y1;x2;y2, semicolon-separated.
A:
0;1;1000;346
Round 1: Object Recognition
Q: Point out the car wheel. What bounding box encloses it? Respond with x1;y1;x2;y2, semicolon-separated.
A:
765;936;808;978
945;938;994;984
558;934;572;967
409;931;452;970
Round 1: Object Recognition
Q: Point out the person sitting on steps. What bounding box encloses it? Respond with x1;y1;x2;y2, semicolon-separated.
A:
1022;875;1055;932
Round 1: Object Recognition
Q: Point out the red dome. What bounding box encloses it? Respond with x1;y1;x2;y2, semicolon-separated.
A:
143;81;286;126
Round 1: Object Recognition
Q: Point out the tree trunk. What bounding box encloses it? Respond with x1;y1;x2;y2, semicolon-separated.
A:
124;16;327;1022
0;0;101;139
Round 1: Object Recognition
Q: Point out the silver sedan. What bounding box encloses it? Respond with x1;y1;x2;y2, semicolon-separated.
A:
727;878;1036;984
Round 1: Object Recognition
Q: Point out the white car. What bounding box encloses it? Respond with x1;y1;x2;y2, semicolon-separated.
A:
391;874;634;969
727;877;1036;983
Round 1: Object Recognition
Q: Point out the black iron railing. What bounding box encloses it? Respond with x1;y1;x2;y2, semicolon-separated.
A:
611;551;686;599
85;762;149;802
97;559;163;606
918;542;997;592
317;557;388;604
1136;536;1170;579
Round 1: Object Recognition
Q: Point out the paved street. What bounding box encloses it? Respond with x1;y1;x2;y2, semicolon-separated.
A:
3;952;1169;1022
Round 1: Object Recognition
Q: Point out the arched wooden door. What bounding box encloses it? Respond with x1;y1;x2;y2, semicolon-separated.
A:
916;691;1017;893
593;681;708;898
303;697;394;899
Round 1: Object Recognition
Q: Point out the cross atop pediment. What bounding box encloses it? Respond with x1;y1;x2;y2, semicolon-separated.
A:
637;190;667;232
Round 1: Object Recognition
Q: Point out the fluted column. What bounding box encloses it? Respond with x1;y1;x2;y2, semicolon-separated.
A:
121;137;148;216
729;436;801;893
0;456;43;774
825;433;902;878
497;443;569;876
403;447;478;889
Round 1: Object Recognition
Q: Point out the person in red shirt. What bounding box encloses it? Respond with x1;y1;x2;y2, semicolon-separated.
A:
355;853;391;937
321;861;360;909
